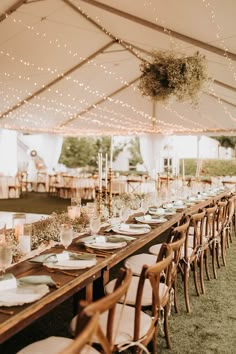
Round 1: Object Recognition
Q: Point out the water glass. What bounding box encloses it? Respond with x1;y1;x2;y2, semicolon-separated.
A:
119;207;130;223
89;216;101;236
59;224;73;249
0;243;13;278
0;222;6;243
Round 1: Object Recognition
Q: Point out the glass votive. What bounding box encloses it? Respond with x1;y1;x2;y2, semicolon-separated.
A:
18;224;32;256
0;222;6;243
67;206;80;219
12;213;26;239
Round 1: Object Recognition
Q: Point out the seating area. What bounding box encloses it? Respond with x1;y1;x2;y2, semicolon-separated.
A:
1;188;235;354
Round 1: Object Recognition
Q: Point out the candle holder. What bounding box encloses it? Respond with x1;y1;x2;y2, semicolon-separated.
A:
97;188;103;216
156;173;161;192
108;167;113;216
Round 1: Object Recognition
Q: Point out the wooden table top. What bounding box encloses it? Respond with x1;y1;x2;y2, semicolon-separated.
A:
0;189;231;344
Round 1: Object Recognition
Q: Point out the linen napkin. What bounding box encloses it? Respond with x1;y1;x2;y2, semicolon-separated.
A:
17;275;57;287
107;235;136;243
45;258;97;269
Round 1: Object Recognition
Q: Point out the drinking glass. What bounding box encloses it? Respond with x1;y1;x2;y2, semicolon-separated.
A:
59;224;73;249
0;222;6;243
89;216;101;236
0;243;13;278
119;207;131;223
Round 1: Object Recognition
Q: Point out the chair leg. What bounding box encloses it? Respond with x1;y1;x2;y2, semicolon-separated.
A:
193;258;200;296
221;232;226;266
199;252;206;294
173;276;179;313
184;262;191;313
164;302;172;349
204;249;211;281
212;240;217;279
216;242;221;269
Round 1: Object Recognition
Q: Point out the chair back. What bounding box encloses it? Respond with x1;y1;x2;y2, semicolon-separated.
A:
134;244;173;344
205;204;217;239
190;210;206;250
59;312;99;354
216;200;228;231
74;267;132;353
171;219;189;265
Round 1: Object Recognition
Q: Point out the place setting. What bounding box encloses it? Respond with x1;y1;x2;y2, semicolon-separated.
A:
0;242;56;308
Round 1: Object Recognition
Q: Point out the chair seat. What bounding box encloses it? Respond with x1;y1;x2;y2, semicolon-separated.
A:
16;336;99;354
105;275;169;307
71;303;153;346
124;253;157;276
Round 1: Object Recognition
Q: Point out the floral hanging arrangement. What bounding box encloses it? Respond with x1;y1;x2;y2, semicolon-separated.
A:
138;51;208;105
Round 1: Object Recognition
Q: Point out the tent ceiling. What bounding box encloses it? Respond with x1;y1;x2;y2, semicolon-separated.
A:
0;0;235;136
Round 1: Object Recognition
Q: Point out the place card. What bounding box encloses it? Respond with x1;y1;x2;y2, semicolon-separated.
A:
56;252;70;262
0;273;17;292
95;236;106;243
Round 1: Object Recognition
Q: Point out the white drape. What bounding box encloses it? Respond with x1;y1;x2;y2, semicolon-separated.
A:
21;134;63;173
0;129;17;176
139;134;166;177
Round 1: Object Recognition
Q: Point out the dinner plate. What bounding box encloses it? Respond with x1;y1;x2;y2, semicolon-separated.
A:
135;216;167;224
112;225;151;235
44;258;97;270
0;284;49;307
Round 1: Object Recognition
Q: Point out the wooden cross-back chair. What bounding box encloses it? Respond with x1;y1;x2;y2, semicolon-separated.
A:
180;210;205;313
17;268;132;354
105;244;173;353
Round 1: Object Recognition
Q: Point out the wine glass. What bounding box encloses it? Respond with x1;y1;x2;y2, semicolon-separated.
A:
59;224;73;249
89;216;101;236
0;243;13;279
119;207;131;223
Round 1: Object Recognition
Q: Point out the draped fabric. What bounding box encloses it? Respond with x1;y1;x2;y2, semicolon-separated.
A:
0;129;17;176
139;134;166;177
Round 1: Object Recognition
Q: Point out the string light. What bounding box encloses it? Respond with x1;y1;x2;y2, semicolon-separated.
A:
0;2;235;136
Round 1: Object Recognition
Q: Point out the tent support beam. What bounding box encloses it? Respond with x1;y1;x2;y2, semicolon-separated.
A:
60;77;140;127
80;0;236;61
0;0;26;23
206;92;236;108
62;0;142;61
0;40;115;120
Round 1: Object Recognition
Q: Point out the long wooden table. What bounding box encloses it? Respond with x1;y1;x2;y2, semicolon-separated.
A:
0;190;231;345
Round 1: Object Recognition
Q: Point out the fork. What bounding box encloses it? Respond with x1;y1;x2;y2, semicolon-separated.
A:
0;309;14;315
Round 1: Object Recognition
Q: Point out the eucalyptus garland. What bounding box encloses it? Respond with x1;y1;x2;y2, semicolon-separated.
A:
138;51;208;105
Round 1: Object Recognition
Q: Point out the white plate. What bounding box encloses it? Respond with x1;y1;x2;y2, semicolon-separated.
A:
135;216;167;224
112;225;150;235
44;259;97;270
85;241;127;250
0;284;49;307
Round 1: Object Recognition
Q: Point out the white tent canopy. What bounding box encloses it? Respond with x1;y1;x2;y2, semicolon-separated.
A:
0;0;235;136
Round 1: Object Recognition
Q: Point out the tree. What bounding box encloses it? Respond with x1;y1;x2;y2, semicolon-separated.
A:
212;136;236;149
59;136;124;170
128;137;143;168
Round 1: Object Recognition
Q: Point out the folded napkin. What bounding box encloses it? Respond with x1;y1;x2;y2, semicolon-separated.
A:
107;235;135;243
30;251;96;264
29;253;57;263
0;284;49;307
17;275;56;287
65;251;96;260
45;258;97;269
